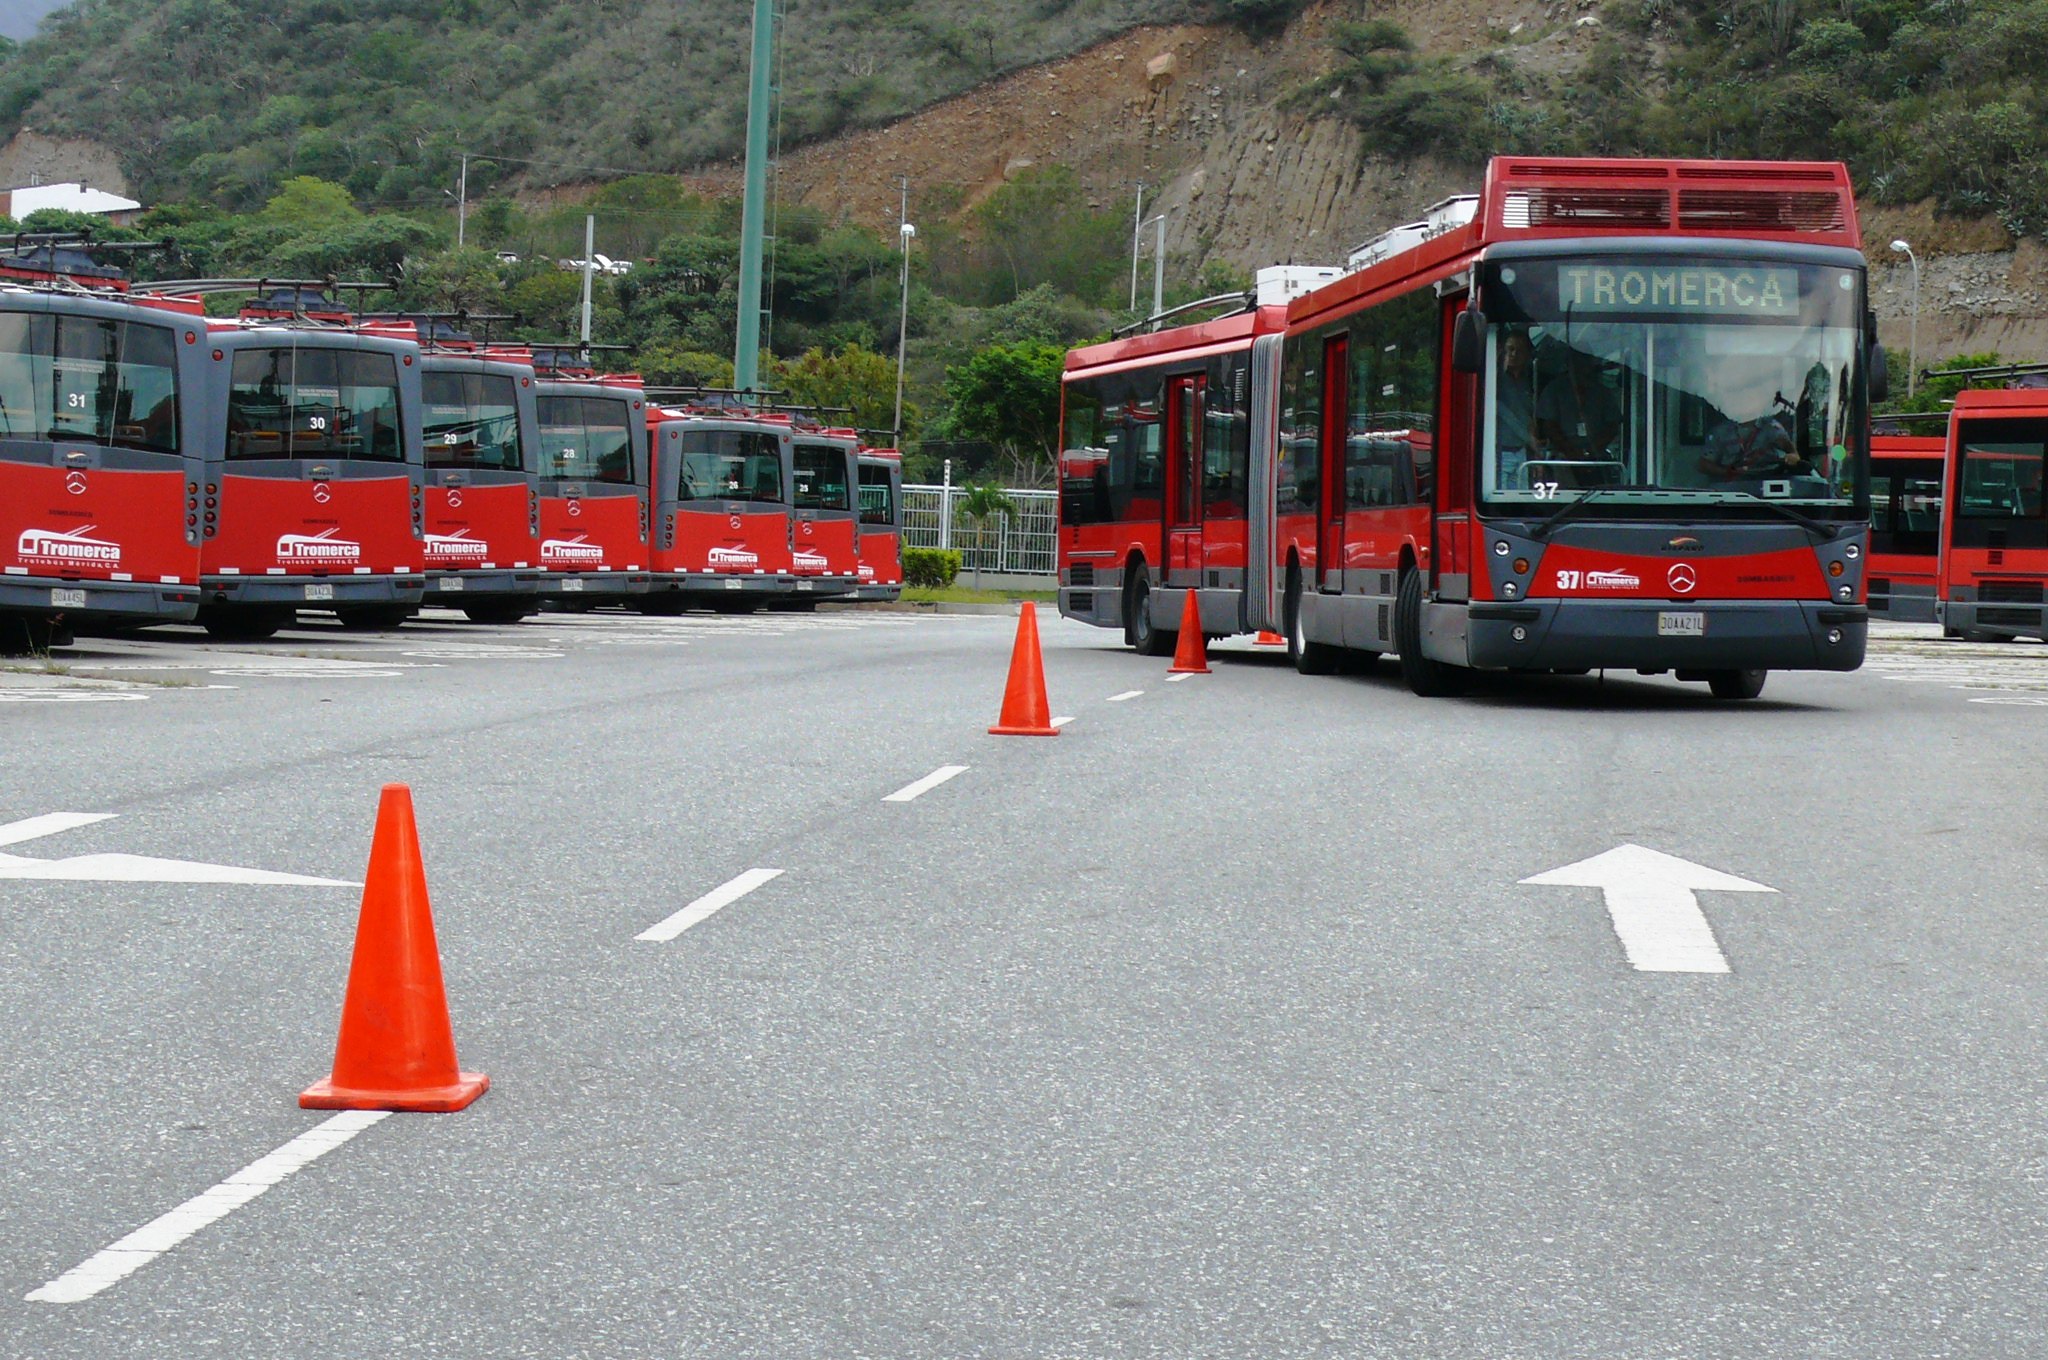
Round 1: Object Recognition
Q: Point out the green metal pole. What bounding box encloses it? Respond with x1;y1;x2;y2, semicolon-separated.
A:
733;0;774;400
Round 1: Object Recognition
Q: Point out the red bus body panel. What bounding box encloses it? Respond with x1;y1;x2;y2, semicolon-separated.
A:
1869;432;1942;621
537;492;644;573
205;474;423;577
6;465;197;586
424;482;534;572
1938;389;2048;637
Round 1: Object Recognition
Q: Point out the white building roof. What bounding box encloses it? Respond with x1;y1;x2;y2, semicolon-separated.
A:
3;182;143;217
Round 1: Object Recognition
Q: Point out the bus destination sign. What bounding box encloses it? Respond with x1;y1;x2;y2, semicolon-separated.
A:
1559;265;1799;316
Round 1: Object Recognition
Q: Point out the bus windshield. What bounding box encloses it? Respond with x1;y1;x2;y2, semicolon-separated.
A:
538;395;634;483
1479;256;1865;512
422;370;525;472
678;428;783;503
793;442;851;511
227;345;404;461
1954;417;2048;532
0;311;180;454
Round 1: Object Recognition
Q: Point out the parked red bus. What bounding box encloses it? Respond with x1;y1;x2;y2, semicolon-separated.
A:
1867;423;1944;623
415;339;543;624
1062;157;1880;699
856;443;904;601
1937;384;2048;640
0;287;208;649
193;318;426;638
788;426;861;601
532;359;650;606
643;406;795;613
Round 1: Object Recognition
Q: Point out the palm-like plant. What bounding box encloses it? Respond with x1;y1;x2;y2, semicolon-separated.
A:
957;482;1019;590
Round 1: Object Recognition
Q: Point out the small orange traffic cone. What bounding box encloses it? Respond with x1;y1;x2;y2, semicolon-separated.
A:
301;785;489;1113
1254;630;1286;646
1168;589;1210;675
988;601;1059;736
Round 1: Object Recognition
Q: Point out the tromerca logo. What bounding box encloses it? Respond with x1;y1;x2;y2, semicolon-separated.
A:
277;528;362;564
541;535;605;564
426;529;491;562
18;526;122;569
708;546;760;569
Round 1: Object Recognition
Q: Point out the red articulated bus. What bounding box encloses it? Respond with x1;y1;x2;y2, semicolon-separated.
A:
531;351;650;607
642;400;796;614
161;285;427;640
1061;157;1882;700
856;443;904;601
0;270;209;649
1936;372;2048;640
1867;419;1946;624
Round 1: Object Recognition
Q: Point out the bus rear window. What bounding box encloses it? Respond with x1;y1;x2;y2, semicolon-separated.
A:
858;463;896;526
0;311;181;455
423;371;525;472
228;346;403;461
793;443;851;511
679;429;782;503
538;395;635;483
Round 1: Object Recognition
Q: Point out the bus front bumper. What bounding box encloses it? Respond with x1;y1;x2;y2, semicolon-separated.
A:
201;575;426;607
1441;598;1867;672
1;576;200;623
1940;597;2048;639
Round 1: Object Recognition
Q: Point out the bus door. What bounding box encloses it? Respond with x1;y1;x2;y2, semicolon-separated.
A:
1318;333;1350;592
1165;373;1204;583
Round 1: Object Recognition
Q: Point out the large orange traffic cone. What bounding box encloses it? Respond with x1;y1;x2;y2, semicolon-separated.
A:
988;601;1059;737
1254;630;1286;647
1168;588;1210;675
301;785;489;1113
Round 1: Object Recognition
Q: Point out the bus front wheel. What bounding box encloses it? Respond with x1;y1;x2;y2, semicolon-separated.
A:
1128;570;1174;657
1285;570;1338;676
1706;668;1767;700
1395;571;1467;697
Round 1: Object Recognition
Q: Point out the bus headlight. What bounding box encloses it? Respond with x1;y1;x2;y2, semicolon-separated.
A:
1837;584;1853;600
1493;541;1510;557
1502;581;1518;598
1828;628;1843;644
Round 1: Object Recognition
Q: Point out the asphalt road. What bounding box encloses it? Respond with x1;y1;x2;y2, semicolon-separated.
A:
2;608;2045;1358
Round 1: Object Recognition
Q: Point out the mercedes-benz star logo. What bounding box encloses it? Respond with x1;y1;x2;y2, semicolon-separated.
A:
65;471;87;495
312;482;332;505
1667;563;1698;594
447;490;463;508
567;498;582;517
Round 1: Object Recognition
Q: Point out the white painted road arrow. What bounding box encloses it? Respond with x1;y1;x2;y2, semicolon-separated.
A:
0;814;355;886
1521;843;1777;974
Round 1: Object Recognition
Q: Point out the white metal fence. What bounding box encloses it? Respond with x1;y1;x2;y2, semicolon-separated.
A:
902;484;1058;576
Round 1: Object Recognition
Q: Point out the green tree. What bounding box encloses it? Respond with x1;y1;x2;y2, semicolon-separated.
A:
407;247;505;314
943;339;1065;474
634;342;734;389
956;482;1019;589
260;176;360;230
773;342;910;437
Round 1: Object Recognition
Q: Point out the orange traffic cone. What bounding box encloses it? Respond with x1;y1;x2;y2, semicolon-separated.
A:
1254;630;1286;647
988;602;1059;736
1168;588;1210;675
301;785;489;1113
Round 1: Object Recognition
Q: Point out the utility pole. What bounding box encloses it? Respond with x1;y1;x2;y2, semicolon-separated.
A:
579;214;595;353
733;0;776;400
1129;182;1144;311
1152;210;1167;325
457;153;468;250
894;176;912;445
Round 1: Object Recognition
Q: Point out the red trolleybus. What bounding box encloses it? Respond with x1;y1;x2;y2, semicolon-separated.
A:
1867;420;1945;623
788;426;861;602
0;288;207;648
195;321;426;638
1058;300;1288;653
532;360;650;606
1937;381;2048;641
416;341;543;624
1063;158;1881;699
643;408;796;613
856;443;904;601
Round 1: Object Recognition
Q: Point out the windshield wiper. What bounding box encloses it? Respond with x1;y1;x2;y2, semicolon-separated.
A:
1528;487;1628;541
1723;491;1839;540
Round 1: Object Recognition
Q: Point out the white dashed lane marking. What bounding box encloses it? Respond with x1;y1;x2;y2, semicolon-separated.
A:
636;868;786;943
882;765;970;804
1106;690;1144;703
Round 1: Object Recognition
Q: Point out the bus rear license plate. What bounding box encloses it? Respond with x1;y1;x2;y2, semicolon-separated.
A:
304;583;335;602
442;577;464;591
561;579;585;592
1658;611;1705;637
51;588;86;609
795;580;812;591
724;578;742;591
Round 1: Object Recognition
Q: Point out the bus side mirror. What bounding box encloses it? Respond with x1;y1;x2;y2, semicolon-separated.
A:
1452;307;1485;374
1868;342;1889;404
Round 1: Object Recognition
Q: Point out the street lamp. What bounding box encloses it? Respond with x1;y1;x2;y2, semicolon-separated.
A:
893;219;915;443
1890;238;1920;396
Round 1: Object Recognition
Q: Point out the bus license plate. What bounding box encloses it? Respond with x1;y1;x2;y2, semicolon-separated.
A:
442;577;464;591
304;583;334;602
561;579;585;592
51;587;86;608
724;578;742;591
795;580;812;591
1658;611;1705;637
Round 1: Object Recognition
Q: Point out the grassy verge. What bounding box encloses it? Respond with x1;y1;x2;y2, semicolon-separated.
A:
902;585;1057;605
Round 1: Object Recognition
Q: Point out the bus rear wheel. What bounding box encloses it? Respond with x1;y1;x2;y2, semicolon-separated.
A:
638;595;688;616
1395;570;1467;697
335;606;415;631
1128;571;1175;657
1706;668;1767;700
200;607;291;642
1285;570;1338;676
462;601;533;625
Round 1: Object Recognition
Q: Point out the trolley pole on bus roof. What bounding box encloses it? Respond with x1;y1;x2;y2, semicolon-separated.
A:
733;0;776;402
457;153;468;250
579;214;595;350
